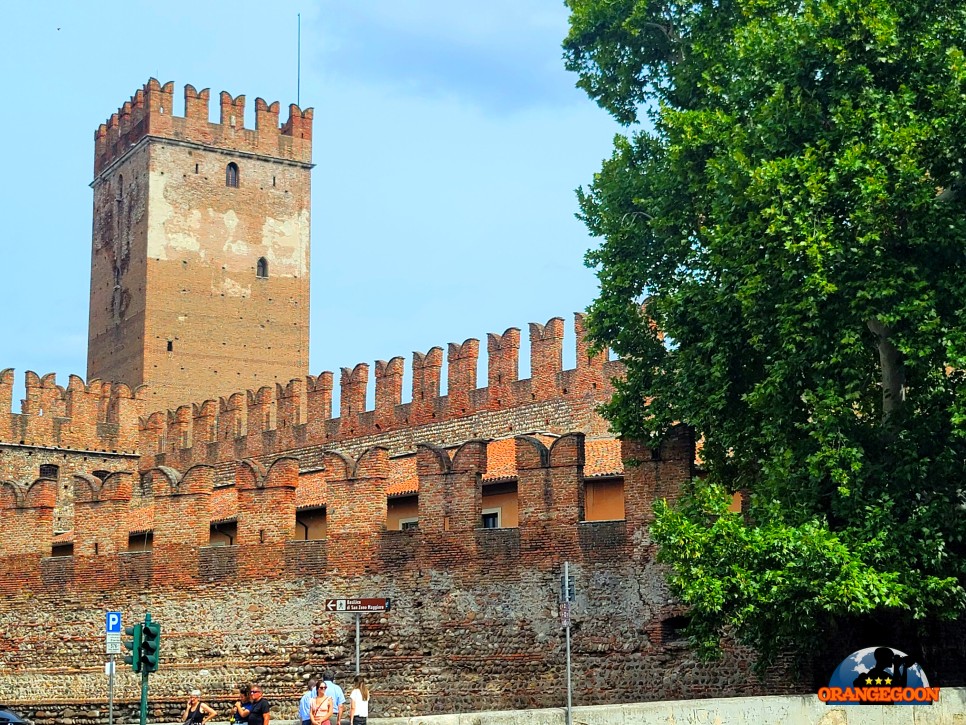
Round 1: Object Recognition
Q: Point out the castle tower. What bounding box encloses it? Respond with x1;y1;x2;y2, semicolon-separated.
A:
87;80;313;411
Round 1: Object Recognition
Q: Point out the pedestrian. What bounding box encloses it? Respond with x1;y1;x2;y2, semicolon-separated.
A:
348;677;369;725
321;671;345;725
298;678;318;725
230;684;251;725
239;684;271;725
182;690;216;725
308;682;333;725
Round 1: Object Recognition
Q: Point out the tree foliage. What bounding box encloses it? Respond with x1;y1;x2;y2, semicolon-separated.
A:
564;0;966;666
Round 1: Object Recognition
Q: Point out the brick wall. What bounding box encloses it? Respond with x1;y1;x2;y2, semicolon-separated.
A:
0;429;804;722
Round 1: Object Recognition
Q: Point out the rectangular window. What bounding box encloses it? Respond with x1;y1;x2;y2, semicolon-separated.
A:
481;508;501;529
399;518;418;531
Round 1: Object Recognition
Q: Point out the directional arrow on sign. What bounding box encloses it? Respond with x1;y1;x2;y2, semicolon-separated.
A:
326;600;337;611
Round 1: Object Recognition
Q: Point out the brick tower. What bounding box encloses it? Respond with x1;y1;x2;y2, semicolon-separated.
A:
87;79;313;411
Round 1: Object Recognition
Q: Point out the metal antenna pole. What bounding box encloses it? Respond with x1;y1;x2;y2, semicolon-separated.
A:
297;13;301;106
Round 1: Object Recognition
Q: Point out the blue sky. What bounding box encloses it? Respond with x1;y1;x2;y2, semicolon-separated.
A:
0;1;619;408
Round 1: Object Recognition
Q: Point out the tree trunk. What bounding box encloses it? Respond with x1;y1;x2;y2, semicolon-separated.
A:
867;319;905;421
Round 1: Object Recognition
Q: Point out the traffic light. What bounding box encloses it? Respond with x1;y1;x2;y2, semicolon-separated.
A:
140;618;161;673
123;623;143;673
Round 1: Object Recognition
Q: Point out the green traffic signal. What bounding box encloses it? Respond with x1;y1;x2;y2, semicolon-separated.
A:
123;623;142;673
140;619;161;673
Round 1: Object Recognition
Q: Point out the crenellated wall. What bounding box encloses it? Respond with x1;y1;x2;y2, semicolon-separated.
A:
94;79;313;175
0;426;807;723
137;313;621;472
0;369;144;452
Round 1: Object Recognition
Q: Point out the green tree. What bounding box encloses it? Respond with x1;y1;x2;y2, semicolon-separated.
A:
564;0;966;668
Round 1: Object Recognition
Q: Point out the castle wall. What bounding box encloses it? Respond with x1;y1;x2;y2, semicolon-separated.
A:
140;314;620;476
0;429;801;722
0;370;144;532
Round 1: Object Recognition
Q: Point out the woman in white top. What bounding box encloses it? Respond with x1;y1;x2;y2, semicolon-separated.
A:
349;676;369;725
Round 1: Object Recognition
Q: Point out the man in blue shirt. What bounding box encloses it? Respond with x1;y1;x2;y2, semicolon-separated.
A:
297;679;317;725
322;672;345;724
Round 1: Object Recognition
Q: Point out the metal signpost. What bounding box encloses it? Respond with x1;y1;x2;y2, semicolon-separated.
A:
561;563;575;725
105;611;122;725
324;598;391;674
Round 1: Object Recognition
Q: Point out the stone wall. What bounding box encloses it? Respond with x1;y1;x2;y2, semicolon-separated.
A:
0;429;800;723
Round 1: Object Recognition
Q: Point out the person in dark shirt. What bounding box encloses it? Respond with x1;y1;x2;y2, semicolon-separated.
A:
240;684;270;725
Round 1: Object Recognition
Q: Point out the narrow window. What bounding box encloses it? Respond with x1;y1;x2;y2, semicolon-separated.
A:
194;163;199;174
256;257;268;279
272;175;276;187
226;162;239;188
116;175;123;202
166;340;173;352
39;464;59;480
400;518;419;531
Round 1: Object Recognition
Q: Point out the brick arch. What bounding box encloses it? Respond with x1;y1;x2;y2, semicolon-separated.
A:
514;435;551;470
416;443;451;476
237;458;268;489
450;439;488;474
0;480;26;509
321;450;353;481
352;446;389;479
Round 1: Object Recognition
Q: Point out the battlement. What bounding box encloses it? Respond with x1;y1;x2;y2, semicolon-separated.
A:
0;369;144;453
138;313;624;469
93;79;313;175
0;428;695;592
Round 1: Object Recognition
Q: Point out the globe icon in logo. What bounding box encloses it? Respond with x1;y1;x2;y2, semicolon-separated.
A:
826;647;931;706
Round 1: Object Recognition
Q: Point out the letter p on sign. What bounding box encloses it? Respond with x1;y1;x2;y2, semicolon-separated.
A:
106;611;122;634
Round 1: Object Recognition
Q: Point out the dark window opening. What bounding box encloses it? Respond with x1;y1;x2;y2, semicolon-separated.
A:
209;521;237;546
295;508;326;540
51;543;73;558
194;163;199;174
481;511;500;529
226;162;239;188
256;257;268;278
166;340;173;352
92;470;110;482
39;464;59;480
400;519;419;531
661;615;691;645
128;531;153;552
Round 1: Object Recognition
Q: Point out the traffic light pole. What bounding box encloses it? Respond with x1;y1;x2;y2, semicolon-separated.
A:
139;667;149;725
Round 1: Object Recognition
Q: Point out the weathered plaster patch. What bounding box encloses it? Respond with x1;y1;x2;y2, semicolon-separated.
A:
260;210;309;275
149;174;203;260
218;276;251;298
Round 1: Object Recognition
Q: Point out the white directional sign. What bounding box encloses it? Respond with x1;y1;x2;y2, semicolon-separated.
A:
324;598;391;613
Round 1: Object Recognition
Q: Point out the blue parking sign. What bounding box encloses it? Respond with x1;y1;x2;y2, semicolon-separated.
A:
106;611;122;634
